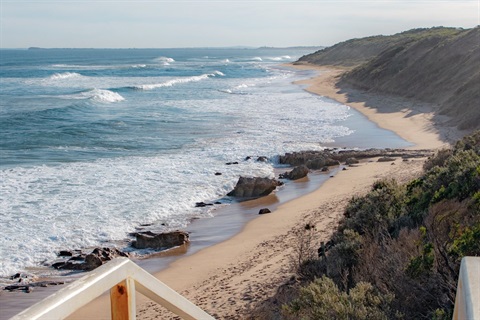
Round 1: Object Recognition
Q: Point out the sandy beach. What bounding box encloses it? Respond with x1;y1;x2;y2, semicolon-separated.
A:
64;63;458;319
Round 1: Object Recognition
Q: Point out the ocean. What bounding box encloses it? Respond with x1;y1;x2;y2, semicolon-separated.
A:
0;48;410;280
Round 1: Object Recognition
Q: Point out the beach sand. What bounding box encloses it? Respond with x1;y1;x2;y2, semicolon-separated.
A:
65;63;458;319
290;63;464;149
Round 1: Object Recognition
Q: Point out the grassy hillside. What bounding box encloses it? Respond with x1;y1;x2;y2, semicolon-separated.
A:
297;27;464;67
298;27;480;131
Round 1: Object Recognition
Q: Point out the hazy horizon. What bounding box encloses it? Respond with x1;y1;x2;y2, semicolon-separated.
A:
1;0;479;49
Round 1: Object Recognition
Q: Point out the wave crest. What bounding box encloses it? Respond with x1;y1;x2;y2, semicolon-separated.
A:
88;89;125;103
267;55;292;61
49;72;82;80
154;56;175;64
132;72;223;91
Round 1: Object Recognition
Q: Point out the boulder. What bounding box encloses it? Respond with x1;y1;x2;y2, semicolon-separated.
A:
345;157;359;165
84;254;103;270
280;165;309;180
306;156;326;169
227;177;282;198
257;156;269;162
258;208;271;214
132;231;189;249
378;157;396;162
52;247;128;271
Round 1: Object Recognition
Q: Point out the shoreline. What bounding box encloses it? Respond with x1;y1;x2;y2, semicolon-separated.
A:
68;63;459;319
4;63;460;319
288;62;464;149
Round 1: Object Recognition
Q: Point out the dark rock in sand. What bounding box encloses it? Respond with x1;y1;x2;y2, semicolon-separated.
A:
378;157;396;162
258;208;271;215
280;165;309;180
305;156;326;169
132;231;189;250
227;177;282;198
345;157;359;165
280;152;340;169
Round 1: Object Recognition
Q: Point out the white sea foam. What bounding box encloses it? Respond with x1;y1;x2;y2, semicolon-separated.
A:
49;72;83;80
267;55;292;61
58;89;125;103
87;89;125;103
252;57;263;61
133;72;221;90
0;151;273;277
131;64;147;68
154;56;175;63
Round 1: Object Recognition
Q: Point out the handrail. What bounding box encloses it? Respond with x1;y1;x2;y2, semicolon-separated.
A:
453;256;480;320
10;257;215;320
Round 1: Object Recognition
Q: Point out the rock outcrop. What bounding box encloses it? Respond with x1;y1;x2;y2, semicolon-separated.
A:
132;231;189;249
52;247;128;271
279;165;309;180
227;177;282;198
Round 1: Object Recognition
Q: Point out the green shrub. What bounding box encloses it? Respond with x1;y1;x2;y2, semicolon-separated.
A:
342;179;406;237
282;276;396;320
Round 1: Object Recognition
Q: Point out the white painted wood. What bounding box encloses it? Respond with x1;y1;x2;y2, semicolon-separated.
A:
453;257;480;320
10;257;214;320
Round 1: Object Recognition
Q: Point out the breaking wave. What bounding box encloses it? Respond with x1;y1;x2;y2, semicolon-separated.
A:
48;72;83;80
131;71;224;91
267;55;292;61
88;89;125;103
60;89;125;103
153;57;175;65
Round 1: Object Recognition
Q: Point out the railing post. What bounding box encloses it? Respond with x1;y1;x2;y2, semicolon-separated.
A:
9;258;214;320
453;257;480;320
110;278;136;320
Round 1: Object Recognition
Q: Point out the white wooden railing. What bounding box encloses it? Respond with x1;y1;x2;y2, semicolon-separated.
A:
9;256;479;319
10;257;214;320
453;256;480;320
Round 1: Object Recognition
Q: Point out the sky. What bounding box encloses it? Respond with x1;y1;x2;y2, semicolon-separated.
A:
0;0;478;48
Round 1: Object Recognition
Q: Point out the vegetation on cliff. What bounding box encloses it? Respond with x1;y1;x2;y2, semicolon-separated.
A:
253;131;480;319
297;27;464;67
298;26;480;131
